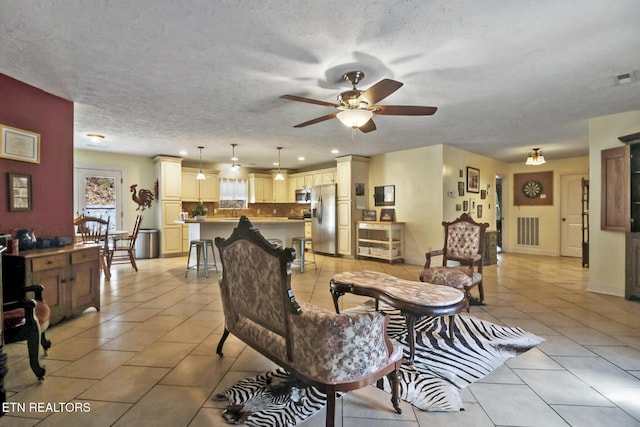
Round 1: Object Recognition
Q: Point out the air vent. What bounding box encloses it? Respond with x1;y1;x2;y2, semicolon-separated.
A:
619;132;640;144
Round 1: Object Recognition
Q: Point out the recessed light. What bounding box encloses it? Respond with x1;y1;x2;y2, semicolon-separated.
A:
331;149;339;154
273;162;279;166
87;133;105;143
179;150;188;155
298;156;305;161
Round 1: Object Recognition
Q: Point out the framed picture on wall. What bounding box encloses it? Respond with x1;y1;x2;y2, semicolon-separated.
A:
8;173;32;211
380;208;396;222
362;210;376;221
467;167;480;193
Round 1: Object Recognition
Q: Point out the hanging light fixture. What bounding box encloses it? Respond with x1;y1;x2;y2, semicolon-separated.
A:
336;109;373;128
525;148;546;165
274;147;285;181
196;146;206;180
230;144;240;171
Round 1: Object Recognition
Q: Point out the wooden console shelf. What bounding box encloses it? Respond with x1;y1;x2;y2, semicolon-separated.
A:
2;244;101;326
356;221;404;264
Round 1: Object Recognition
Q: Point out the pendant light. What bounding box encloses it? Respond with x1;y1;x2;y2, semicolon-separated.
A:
230;144;240;171
525;148;545;165
196;146;206;180
274;147;285;181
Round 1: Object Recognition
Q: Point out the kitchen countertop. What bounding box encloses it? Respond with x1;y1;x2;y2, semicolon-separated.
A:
177;217;309;224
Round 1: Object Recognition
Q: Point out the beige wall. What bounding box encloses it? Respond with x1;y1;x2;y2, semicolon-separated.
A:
504;157;589;256
368;145;444;265
588;110;640;296
74;149;158;231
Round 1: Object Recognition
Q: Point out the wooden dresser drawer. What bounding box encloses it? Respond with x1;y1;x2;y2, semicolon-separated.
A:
31;254;67;272
71;248;99;265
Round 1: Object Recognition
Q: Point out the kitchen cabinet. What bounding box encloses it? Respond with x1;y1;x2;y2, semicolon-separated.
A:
2;245;100;326
336;156;369;257
181;168;218;201
155;156;184;256
249;173;274;203
356;221;404;264
272;171;288;203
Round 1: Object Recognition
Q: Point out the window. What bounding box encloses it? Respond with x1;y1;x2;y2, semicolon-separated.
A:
219;178;248;209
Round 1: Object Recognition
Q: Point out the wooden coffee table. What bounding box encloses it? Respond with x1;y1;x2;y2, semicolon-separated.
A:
330;271;467;363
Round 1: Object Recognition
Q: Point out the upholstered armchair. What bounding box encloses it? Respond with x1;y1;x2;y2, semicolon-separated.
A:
215;216;403;427
420;213;489;307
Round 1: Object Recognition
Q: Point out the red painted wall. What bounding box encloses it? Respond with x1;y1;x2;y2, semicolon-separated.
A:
0;73;74;239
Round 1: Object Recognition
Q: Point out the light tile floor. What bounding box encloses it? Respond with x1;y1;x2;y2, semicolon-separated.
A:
4;252;640;426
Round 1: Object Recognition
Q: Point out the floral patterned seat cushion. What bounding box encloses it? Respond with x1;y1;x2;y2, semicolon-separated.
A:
419;266;481;290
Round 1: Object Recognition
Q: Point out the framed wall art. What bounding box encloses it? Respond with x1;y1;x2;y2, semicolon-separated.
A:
466;166;480;193
513;171;553;206
380;208;396;222
8;173;32;211
458;181;465;197
374;185;395;206
1;125;40;164
362;210;377;221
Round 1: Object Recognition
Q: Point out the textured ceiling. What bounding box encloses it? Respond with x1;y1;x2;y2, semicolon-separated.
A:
1;1;640;170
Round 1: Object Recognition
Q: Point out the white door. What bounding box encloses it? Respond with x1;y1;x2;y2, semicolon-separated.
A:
560;174;587;257
74;167;124;230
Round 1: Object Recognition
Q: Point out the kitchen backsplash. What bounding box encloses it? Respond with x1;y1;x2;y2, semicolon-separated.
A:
181;202;309;218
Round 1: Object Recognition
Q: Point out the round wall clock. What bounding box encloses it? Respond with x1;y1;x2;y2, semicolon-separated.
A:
522;180;543;198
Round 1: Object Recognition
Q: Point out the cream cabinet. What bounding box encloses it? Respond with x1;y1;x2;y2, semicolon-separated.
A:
181;168;219;201
155;156;183;256
250;173;274;203
272;171;288;203
356;221;404;264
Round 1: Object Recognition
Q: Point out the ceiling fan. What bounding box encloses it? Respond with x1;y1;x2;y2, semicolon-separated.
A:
280;71;437;133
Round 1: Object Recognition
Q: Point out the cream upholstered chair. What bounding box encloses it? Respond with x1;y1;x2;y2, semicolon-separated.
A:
419;213;489;308
215;216;403;426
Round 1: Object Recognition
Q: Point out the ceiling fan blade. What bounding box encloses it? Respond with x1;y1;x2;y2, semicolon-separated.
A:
359;119;377;133
293;112;338;128
374;105;438;116
281;95;338;108
361;79;403;105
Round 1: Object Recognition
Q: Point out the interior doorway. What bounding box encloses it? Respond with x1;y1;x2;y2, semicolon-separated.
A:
560;173;588;257
74;167;123;231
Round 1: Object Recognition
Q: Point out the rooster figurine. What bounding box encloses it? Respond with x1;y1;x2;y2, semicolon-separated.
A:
130;184;154;211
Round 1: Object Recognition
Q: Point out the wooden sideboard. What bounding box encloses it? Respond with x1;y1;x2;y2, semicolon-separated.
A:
2;244;101;326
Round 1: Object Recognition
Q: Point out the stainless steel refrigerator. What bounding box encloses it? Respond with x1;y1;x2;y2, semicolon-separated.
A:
311;184;337;255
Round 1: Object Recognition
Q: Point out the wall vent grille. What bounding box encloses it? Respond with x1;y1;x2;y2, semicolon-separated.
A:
517;217;540;246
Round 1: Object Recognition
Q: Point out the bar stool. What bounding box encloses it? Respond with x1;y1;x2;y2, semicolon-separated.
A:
185;239;218;278
291;237;316;273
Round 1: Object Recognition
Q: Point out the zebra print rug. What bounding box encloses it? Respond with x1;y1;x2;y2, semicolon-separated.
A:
217;303;543;425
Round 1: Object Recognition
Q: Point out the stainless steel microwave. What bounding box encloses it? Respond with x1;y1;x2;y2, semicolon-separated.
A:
295;188;311;204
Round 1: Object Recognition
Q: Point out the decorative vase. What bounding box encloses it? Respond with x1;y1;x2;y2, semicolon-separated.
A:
195;215;206;221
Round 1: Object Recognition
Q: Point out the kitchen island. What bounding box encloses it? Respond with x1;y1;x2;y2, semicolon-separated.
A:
180;217;307;249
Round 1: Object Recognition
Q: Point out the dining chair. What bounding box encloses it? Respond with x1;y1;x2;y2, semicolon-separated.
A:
108;214;143;272
74;216;111;280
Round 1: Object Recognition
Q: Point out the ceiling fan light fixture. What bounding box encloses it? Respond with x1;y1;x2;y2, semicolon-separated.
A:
525;148;545;165
196;146;206;180
275;147;285;181
336;109;373;128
